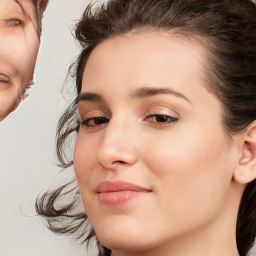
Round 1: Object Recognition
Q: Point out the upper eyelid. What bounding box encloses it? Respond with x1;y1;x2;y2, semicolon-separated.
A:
78;109;110;120
144;106;179;118
3;14;25;23
77;102;111;116
77;109;179;119
77;101;181;121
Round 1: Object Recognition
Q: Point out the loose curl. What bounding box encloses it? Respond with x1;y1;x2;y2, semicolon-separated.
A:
36;1;256;256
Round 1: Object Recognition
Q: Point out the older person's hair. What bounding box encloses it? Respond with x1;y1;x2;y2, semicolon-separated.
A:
32;0;49;34
36;1;256;256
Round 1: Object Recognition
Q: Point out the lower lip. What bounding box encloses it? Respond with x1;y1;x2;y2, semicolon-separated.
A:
98;191;149;206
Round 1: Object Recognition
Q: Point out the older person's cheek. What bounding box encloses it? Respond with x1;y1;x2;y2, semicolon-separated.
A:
0;80;20;120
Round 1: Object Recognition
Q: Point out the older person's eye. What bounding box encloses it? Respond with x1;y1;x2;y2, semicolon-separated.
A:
5;19;22;26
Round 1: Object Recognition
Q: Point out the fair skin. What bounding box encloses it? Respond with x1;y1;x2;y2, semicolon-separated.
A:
74;31;255;256
0;0;39;121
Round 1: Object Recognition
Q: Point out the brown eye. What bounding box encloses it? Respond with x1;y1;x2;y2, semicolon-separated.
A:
80;117;109;128
146;114;178;123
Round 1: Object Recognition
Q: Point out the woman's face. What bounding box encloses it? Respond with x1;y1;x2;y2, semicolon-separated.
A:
74;32;239;254
0;0;39;121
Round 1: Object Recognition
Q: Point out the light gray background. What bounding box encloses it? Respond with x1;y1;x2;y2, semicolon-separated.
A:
0;0;255;255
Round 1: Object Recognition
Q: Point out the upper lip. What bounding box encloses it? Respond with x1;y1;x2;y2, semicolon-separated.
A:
0;73;11;83
95;181;151;193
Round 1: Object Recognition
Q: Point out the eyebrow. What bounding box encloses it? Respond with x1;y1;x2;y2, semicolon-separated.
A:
76;92;104;104
130;87;192;104
76;87;192;105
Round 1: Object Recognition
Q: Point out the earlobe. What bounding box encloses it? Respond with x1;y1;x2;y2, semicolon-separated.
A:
233;121;256;184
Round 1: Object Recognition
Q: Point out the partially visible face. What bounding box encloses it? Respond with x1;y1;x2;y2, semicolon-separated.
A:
0;0;39;121
74;32;239;254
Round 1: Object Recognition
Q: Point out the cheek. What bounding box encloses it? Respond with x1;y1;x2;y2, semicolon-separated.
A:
73;133;101;216
73;133;96;190
21;31;39;75
146;120;233;182
13;28;39;77
0;87;19;120
0;29;39;94
142;125;234;222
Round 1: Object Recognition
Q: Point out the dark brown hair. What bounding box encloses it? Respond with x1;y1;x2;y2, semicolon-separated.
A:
36;1;256;256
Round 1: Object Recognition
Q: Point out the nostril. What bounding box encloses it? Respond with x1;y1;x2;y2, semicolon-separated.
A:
99;160;128;170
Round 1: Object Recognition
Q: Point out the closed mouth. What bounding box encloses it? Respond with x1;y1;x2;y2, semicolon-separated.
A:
96;181;151;193
95;181;152;206
0;74;10;83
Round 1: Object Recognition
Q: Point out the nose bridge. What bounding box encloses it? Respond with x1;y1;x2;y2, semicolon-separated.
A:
97;114;138;168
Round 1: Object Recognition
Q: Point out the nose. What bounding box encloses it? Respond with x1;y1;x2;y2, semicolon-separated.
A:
97;119;138;170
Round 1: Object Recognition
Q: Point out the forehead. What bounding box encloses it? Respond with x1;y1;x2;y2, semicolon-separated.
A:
82;31;208;100
85;31;206;78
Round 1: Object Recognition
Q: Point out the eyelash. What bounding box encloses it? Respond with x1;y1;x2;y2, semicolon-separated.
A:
79;114;178;129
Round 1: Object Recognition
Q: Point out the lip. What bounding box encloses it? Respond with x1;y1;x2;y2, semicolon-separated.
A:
95;181;152;206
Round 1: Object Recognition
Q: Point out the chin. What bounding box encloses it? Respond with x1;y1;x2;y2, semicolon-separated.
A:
95;224;157;253
99;236;152;254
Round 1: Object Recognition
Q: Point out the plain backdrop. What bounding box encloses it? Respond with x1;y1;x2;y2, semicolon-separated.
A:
0;0;256;256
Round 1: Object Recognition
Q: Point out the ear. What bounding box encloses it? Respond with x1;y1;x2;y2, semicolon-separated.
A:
233;121;256;184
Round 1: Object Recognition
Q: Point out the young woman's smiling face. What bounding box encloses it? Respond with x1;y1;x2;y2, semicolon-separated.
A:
74;32;241;255
0;0;39;120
